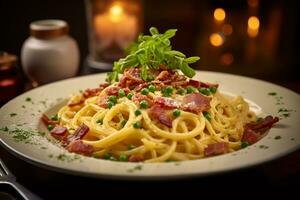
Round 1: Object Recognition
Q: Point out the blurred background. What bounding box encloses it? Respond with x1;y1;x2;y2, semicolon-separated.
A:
0;0;299;105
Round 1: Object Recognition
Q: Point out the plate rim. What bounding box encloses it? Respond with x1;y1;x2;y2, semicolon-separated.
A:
1;70;299;180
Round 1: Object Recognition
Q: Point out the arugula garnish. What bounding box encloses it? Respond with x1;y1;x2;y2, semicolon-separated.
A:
106;27;200;83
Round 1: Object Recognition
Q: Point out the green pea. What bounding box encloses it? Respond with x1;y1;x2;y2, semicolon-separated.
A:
187;86;196;94
135;109;142;116
109;96;117;104
176;88;186;95
119;154;128;161
107;101;114;109
127;93;133;100
140;100;148;109
162;86;173;97
141;88;149;95
172;109;181;117
209;87;217;94
118;89;126;97
47;124;54;131
148;85;156;93
103;152;110;160
199;88;210;95
133;121;141;129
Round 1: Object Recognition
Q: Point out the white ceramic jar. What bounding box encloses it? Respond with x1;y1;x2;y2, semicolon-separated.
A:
21;20;79;86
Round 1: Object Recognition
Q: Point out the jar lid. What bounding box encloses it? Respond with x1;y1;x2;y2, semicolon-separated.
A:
30;19;69;39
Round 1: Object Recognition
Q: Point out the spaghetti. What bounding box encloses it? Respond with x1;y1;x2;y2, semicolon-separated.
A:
42;27;278;162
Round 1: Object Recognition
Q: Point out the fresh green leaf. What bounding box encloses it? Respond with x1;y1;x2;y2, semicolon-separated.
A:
107;27;200;82
185;56;200;64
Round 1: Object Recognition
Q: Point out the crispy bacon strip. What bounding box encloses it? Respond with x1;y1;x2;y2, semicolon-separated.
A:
65;124;90;144
148;104;173;127
118;68;144;89
50;125;68;140
66;140;93;156
204;142;229;157
242;116;279;144
154;97;180;109
132;93;153;107
134;83;148;92
41;114;58;126
182;93;211;114
97;96;109;108
106;86;121;96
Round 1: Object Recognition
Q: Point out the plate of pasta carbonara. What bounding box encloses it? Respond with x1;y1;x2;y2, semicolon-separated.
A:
0;27;299;179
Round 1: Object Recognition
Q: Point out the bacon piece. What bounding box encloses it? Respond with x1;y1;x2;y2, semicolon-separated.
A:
188;79;201;88
245;116;279;132
126;68;142;81
97;96;109;108
129;154;144;162
106;86;120;96
242;116;279;144
99;83;109;90
66;140;93;156
204;142;229;157
148;104;173;127
132;93;153;107
134;83;148;92
182;93;211;113
153;70;188;88
50;125;68;139
200;81;219;89
118;68;144;89
41;114;57;126
83;88;101;98
65;124;90;144
242;128;260;144
156;70;171;81
154;97;180;109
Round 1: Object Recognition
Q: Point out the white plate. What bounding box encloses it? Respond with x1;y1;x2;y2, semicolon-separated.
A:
1;71;299;179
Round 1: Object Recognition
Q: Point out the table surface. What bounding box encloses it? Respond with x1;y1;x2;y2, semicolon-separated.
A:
1;74;299;199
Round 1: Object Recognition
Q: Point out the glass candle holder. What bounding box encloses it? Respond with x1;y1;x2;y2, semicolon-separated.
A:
85;0;143;70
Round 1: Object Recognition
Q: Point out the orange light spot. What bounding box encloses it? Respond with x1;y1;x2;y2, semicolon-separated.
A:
248;16;260;30
210;33;224;47
220;53;234;66
222;24;233;35
214;8;226;22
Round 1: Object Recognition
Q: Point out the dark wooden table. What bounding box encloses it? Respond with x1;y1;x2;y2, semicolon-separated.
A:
1;76;299;199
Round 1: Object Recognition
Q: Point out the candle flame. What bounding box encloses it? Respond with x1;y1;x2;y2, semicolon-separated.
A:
109;4;123;22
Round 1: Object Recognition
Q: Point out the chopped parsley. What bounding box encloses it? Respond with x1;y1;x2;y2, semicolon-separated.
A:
9;113;17;117
274;136;282;140
268;92;277;96
127;165;143;172
203;111;212;121
241;141;249;148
